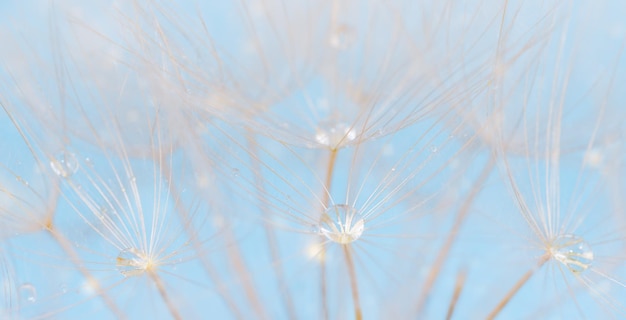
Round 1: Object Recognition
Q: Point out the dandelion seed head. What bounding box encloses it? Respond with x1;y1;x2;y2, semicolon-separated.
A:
549;234;594;274
315;122;357;149
116;248;156;277
319;205;364;244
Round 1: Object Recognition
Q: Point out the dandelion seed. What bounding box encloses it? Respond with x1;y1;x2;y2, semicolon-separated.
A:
116;248;152;277
315;121;357;149
550;234;594;274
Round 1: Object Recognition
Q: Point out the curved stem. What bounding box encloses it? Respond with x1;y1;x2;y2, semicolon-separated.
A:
343;245;362;320
46;226;126;319
247;135;297;319
320;149;339;320
161;164;246;319
445;270;467;320
415;159;494;314
147;270;182;320
486;255;549;320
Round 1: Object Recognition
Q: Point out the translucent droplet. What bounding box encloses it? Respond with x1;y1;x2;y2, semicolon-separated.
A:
315;122;356;148
550;234;593;274
232;168;240;177
19;283;37;304
85;157;94;168
116;248;149;277
59;284;68;294
430;145;438;153
50;151;79;178
329;24;356;50
319;205;365;244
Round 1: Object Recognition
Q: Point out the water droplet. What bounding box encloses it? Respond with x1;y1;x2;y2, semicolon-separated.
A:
19;283;37;304
550;234;593;274
15;176;29;186
430;145;438;153
329;24;356;50
85;157;94;168
318;205;365;244
59;284;68;294
232;168;240;177
50;151;79;178
116;248;149;277
315;122;356;148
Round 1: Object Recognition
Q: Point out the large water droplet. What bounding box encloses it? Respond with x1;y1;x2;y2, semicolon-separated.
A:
329;24;356;50
116;248;149;277
50;151;79;178
550;234;593;274
19;283;37;304
315;122;356;148
319;205;365;244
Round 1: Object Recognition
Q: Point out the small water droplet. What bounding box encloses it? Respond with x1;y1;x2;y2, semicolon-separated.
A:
232;168;240;177
315;122;356;148
85;157;94;168
19;283;37;304
430;145;438;153
329;24;356;50
59;284;68;294
318;205;365;244
116;248;149;277
15;176;29;186
50;151;79;178
550;234;593;274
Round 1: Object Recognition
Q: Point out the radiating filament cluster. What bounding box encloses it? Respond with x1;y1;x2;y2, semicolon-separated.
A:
319;204;365;244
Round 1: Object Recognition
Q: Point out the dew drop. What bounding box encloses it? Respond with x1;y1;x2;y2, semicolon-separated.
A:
329;24;356;50
15;176;29;186
85;157;94;168
550;234;593;274
315;122;356;148
430;145;438;153
116;248;149;277
19;283;37;304
50;151;79;178
318;205;365;244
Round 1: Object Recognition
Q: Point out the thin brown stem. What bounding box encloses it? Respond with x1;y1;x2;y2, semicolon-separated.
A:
247;135;297;319
415;159;494;314
148;270;182;320
445;270;467;320
343;245;362;320
320;148;339;320
161;172;245;319
486;256;549;320
47;226;126;319
224;231;269;319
